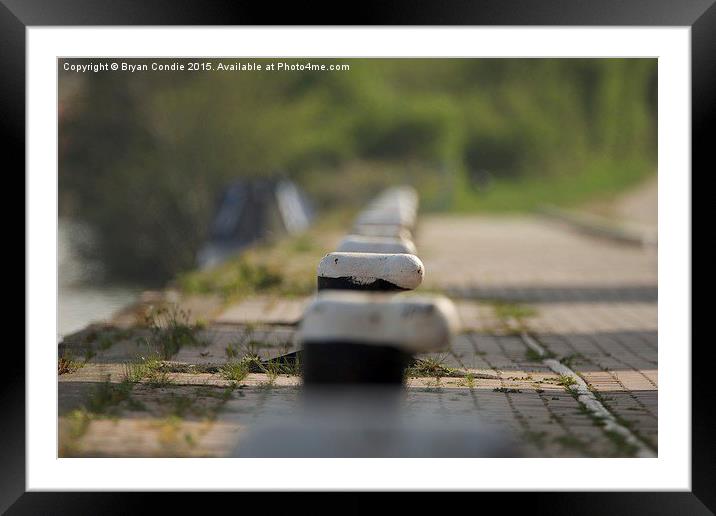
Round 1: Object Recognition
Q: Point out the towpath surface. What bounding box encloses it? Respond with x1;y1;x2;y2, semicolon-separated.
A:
58;180;657;458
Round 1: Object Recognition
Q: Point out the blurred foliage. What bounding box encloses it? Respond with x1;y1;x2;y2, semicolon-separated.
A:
59;58;656;282
177;212;348;303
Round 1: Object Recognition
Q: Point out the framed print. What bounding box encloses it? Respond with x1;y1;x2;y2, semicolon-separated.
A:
6;0;710;512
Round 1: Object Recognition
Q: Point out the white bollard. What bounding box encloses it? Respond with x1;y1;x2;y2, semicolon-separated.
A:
336;234;417;255
355;186;419;229
355;204;416;228
317;252;424;291
298;291;460;383
234;292;520;457
352;224;412;240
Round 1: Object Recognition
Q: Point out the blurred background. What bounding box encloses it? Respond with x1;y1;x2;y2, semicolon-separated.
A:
58;58;657;335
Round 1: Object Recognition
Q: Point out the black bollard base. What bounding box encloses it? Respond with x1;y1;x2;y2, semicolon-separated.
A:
317;276;407;292
302;341;413;385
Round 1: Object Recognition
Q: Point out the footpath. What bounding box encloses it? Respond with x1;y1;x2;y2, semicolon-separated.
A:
58;180;657;458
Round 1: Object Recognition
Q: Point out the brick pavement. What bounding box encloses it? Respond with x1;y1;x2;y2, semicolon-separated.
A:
58;183;658;457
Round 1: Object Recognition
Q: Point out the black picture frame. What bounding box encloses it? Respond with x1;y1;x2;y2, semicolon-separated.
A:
5;1;708;513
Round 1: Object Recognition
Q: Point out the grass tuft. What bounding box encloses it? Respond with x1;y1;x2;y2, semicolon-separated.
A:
461;372;476;388
557;375;577;388
141;305;205;359
405;356;459;379
492;301;537;321
524;348;543;362
58;356;84;375
220;361;250;382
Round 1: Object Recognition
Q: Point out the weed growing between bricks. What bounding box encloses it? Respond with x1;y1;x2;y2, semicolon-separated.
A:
517;331;649;457
524;347;556;361
220;361;250;382
221;353;302;383
58;326;144;374
556;375;577;388
141;305;207;359
461;372;476;388
488;301;539;334
591;391;657;452
560;353;586;368
123;355;172;386
57;342;96;369
492;301;537;322
83;326;135;345
224;325;295;360
60;377;136;455
61;353;177;454
138;384;238;452
404;356;474;379
58;354;84;375
175;218;348;304
520;332;653;456
179;259;284;301
563;382;647;457
60;326;140;365
58;309;215;381
60;360;240;456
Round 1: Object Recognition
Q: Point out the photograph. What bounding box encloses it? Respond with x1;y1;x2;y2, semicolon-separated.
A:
56;57;659;459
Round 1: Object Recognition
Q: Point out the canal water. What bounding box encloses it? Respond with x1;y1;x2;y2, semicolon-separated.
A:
58;219;141;338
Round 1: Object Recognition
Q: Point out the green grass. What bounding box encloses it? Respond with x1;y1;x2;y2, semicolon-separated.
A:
123;355;164;383
177;243;312;303
146;370;173;388
491;301;537;321
571;390;646;456
524;348;543;362
83;377;135;417
176;216;347;303
260;361;281;383
561;353;586;367
141;305;205;359
179;259;284;300
64;409;92;441
153;385;238;447
262;353;302;377
62;364;149;449
489;301;539;334
405;356;464;379
58;355;84;375
96;328;133;348
557;375;577;388
220;361;250;382
225;343;239;359
290;234;318;253
461;372;476;388
60;361;240;456
62;59;656;283
171;164;655;303
453;158;654;213
219;351;301;383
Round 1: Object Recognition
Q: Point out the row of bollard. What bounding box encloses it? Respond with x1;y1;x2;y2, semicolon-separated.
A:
308;185;458;384
236;186;517;457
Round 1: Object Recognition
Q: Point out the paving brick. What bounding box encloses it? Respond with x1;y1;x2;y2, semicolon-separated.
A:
215;297;308;325
59;210;658;457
